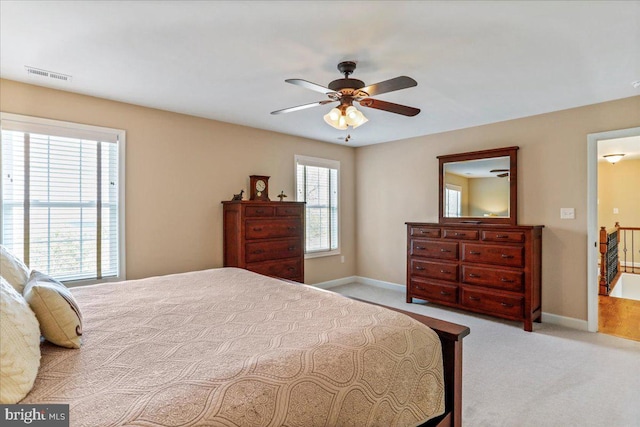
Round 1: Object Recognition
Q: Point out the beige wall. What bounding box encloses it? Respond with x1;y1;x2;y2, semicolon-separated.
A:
468;177;510;217
0;79;356;284
598;158;640;229
356;95;640;321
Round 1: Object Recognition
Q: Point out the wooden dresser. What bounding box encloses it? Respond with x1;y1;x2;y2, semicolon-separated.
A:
406;222;543;331
222;201;305;283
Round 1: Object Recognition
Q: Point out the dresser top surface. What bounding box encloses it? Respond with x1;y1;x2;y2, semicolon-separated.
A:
406;222;543;230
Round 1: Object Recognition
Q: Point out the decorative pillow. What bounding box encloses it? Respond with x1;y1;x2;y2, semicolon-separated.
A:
0;277;41;403
0;245;31;293
23;270;83;349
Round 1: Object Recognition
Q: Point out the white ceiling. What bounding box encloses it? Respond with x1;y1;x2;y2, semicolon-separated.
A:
1;1;639;147
598;135;640;162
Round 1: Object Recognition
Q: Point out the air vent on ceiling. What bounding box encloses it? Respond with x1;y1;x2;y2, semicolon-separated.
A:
25;66;72;82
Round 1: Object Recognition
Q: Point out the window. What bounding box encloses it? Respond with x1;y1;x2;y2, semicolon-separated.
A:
295;155;339;257
445;184;462;217
0;113;125;284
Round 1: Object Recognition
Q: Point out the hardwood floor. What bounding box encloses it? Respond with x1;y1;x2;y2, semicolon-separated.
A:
599;295;640;341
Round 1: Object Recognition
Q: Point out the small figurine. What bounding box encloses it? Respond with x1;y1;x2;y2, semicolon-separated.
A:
231;189;244;201
277;191;287;202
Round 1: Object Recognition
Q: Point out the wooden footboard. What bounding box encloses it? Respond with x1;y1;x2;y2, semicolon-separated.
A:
354;300;470;427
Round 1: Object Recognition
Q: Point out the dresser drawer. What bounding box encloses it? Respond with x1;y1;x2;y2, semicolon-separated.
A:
245;238;302;263
410;259;458;282
481;230;525;243
462;243;524;267
410;279;458;304
409;226;441;238
462;266;523;292
245;206;275;217
245;219;301;239
247;258;302;280
410;240;458;260
276;205;304;217
443;229;479;240
461;288;523;319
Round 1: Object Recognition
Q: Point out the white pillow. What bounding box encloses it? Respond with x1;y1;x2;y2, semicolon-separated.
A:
0;276;41;403
23;270;83;349
0;245;31;293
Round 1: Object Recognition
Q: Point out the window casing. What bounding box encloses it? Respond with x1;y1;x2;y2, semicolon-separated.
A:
295;155;339;258
0;113;126;285
445;184;462;217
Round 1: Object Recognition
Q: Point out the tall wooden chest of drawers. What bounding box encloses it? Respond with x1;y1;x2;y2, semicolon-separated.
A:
406;222;543;331
223;201;305;283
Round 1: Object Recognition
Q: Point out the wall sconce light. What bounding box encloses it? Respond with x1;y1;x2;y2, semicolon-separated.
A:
603;154;625;164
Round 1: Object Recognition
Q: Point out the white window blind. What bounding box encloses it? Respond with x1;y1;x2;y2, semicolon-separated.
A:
295;155;339;255
1;113;125;283
445;184;462;217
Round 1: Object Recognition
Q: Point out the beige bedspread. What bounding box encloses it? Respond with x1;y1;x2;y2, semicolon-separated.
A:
22;268;444;426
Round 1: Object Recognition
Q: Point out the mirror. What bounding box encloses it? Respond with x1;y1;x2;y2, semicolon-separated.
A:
438;146;518;225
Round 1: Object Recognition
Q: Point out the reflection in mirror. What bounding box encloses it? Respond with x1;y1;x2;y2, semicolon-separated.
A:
438;146;518;225
443;156;510;218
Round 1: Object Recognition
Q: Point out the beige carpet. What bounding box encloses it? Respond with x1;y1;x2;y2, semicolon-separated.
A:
330;283;640;427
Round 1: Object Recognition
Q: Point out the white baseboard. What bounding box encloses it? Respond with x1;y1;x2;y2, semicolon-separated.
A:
541;312;589;331
332;276;590;331
355;276;405;292
312;276;358;289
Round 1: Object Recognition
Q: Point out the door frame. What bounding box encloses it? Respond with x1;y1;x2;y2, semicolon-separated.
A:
587;126;640;332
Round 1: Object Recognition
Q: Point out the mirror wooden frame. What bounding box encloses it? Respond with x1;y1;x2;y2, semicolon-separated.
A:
438;146;519;225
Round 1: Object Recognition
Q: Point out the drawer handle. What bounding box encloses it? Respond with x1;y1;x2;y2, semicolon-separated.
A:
440;248;451;253
469;251;481;255
420;230;429;234
287;267;295;271
416;246;426;250
253;249;265;254
287;226;297;230
501;302;514;308
468;296;480;301
416;285;425;291
501;254;514;259
285;209;293;213
288;246;296;251
253;227;263;232
495;234;510;238
440;291;451;296
469;273;480;278
454;232;462;236
415;266;425;271
255;209;264;214
500;278;515;283
440;269;451;274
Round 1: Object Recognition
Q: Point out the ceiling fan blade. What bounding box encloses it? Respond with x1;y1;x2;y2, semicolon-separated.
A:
285;79;336;95
360;76;417;96
490;169;509;173
271;100;336;115
359;98;420;116
497;173;509;178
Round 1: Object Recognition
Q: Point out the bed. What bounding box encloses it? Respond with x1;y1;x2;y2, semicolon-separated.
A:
21;268;469;427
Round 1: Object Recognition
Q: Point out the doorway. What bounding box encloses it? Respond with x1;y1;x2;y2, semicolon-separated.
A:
587;126;640;334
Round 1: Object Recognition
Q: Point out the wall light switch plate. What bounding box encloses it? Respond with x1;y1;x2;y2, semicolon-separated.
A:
613;208;619;214
560;208;575;219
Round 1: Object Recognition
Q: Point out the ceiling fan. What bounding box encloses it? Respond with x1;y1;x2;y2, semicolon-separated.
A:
490;169;510;178
271;61;420;130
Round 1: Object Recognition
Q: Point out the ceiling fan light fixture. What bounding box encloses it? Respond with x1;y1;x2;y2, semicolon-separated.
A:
324;105;367;130
351;110;368;128
603;154;625;164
